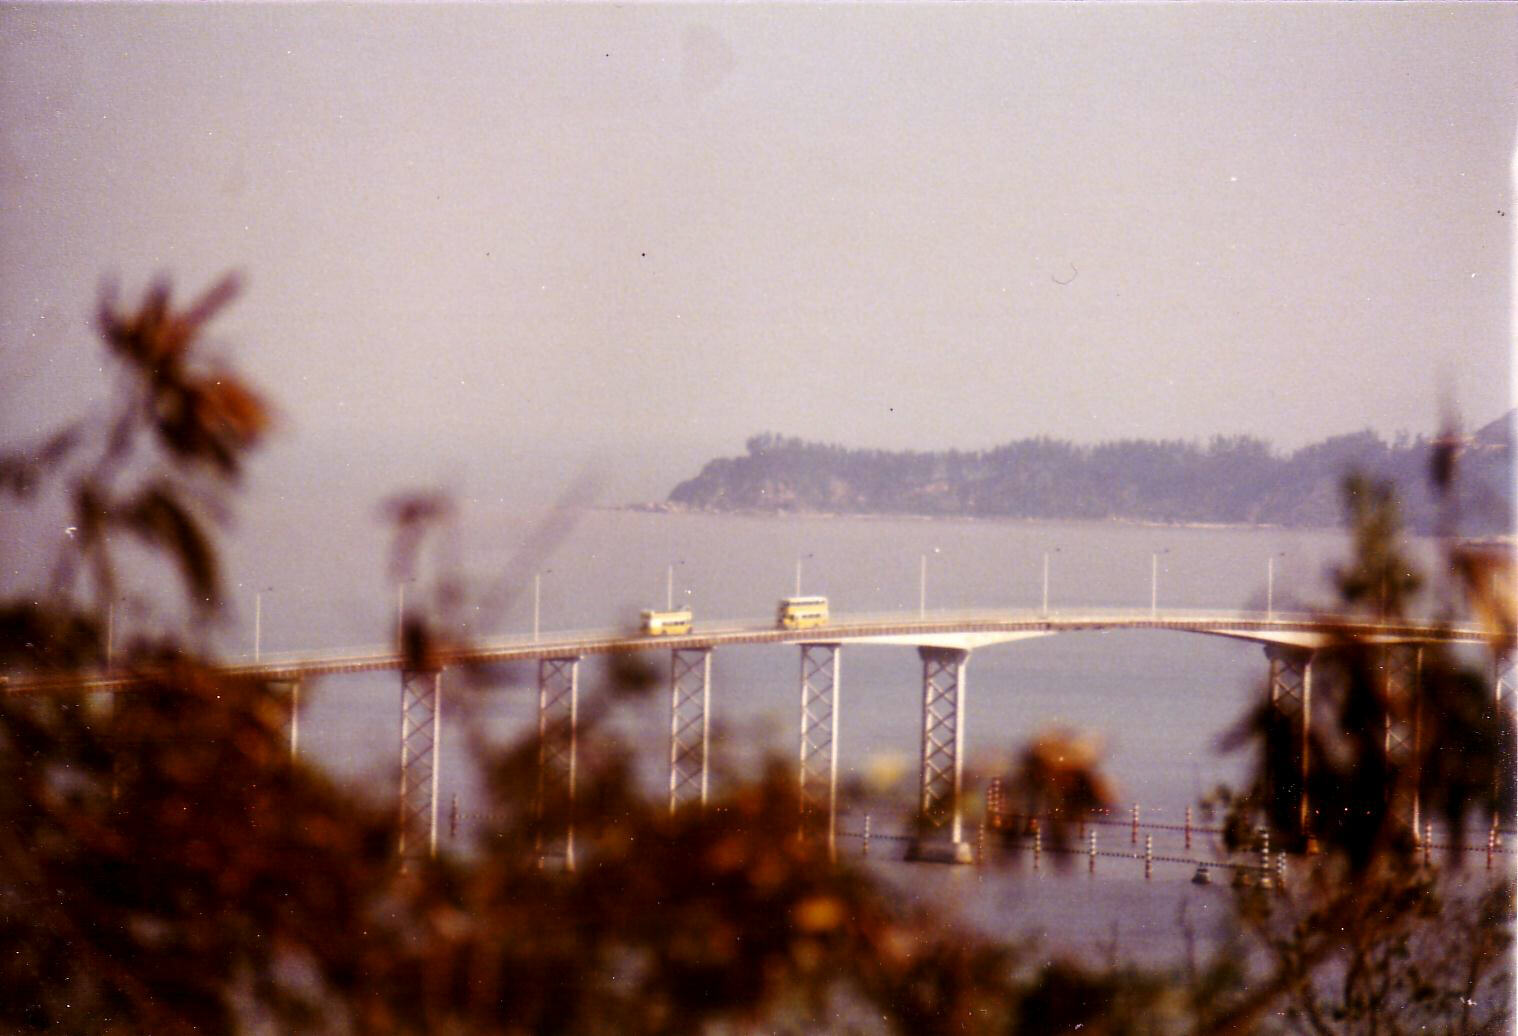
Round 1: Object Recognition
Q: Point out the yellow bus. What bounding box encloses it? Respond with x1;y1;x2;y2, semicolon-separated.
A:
776;596;829;630
641;608;693;636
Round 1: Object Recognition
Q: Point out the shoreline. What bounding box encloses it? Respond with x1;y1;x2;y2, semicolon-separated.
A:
609;502;1297;534
606;502;1518;543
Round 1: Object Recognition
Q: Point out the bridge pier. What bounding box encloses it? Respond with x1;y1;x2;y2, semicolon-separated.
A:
668;647;712;814
537;657;580;870
1497;656;1515;714
1381;645;1423;837
1496;655;1515;822
797;643;841;859
273;678;302;762
909;646;974;864
1264;644;1314;845
1496;654;1515;734
397;669;443;860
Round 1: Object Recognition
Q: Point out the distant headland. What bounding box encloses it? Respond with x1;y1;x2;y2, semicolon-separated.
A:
658;413;1515;536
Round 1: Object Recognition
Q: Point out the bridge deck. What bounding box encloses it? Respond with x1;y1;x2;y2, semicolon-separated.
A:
3;608;1491;693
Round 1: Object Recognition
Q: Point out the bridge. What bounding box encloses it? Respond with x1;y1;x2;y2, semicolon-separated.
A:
7;607;1509;865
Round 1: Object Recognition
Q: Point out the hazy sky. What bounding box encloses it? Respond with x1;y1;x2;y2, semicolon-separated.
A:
2;3;1515;502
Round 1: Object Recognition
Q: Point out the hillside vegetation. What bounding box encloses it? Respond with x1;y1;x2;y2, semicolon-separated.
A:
668;415;1515;534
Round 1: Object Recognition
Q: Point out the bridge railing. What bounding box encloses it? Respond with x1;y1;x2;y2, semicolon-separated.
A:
817;606;1322;627
216;606;1477;671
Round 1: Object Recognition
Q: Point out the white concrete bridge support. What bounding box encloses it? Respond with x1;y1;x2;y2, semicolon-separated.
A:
797;643;841;859
537;656;580;870
1498;657;1515;708
668;647;712;815
1496;654;1515;818
1264;644;1314;841
397;669;442;860
271;678;302;762
1496;655;1515;727
910;646;973;864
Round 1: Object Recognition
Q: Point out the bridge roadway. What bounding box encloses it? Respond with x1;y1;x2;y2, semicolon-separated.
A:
212;607;1488;683
222;606;1496;866
5;607;1501;867
0;608;1485;693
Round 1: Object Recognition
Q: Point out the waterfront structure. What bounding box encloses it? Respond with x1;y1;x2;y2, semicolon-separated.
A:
7;607;1507;864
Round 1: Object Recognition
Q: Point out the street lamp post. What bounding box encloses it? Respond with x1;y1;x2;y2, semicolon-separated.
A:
254;587;273;662
396;579;425;648
1150;549;1170;617
533;572;541;640
666;560;687;611
918;547;941;618
1267;553;1285;620
1042;548;1060;617
794;554;813;598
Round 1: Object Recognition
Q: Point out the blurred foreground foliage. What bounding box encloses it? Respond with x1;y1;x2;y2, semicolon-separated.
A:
0;277;1512;1033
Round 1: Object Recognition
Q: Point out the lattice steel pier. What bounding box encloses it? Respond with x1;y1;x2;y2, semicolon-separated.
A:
1264;644;1314;841
668;648;712;814
909;646;973;863
397;669;442;860
537;656;580;870
797;643;841;858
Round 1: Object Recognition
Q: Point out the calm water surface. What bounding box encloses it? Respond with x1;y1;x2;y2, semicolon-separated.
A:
221;506;1447;959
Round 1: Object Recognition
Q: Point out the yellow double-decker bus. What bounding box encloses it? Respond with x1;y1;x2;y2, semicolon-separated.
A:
640;608;693;636
776;596;829;630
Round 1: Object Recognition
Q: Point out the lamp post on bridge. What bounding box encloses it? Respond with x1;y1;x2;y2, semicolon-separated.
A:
919;547;939;619
254;586;274;662
1150;549;1170;618
532;571;552;641
1267;552;1285;621
666;560;687;611
795;553;813;597
1042;548;1060;617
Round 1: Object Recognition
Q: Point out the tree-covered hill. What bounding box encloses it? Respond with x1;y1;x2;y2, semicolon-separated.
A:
667;413;1515;534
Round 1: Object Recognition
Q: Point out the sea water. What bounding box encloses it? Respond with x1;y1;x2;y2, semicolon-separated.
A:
218;503;1461;958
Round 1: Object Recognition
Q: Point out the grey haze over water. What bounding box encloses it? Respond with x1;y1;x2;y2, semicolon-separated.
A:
2;4;1515;516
